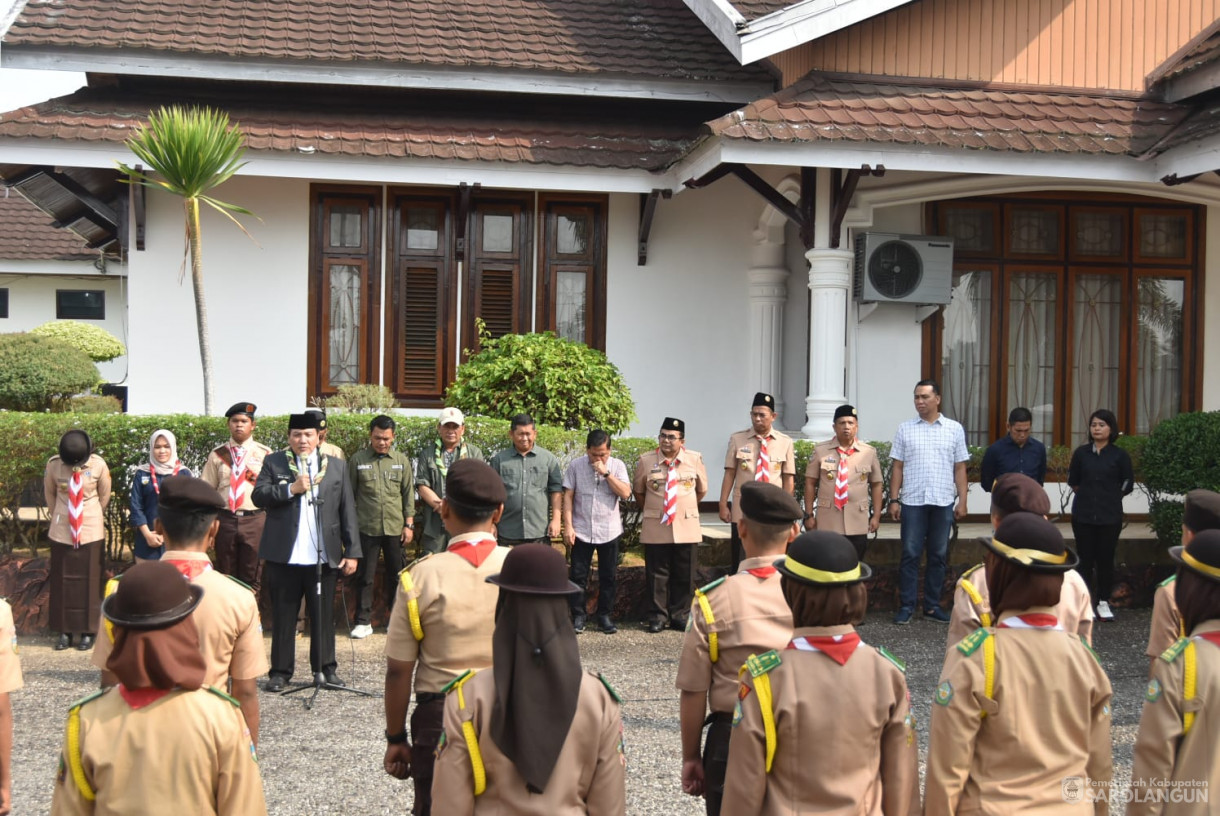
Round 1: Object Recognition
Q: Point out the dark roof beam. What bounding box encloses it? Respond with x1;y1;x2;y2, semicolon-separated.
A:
637;188;671;266
43;169;119;231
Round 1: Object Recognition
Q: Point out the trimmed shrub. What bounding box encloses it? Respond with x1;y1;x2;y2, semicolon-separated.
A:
316;384;398;413
1141;411;1220;550
0;333;100;411
30;320;127;362
66;395;124;414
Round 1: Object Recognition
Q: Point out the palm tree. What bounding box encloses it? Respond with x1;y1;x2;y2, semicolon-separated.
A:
117;106;255;415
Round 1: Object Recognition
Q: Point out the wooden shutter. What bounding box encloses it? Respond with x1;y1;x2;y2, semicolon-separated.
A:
463;197;532;352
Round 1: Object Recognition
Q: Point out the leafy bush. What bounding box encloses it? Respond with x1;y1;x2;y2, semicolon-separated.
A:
66;395;124;414
0;334;100;411
446;320;636;433
316;384;399;413
30;320;127;362
1136;411;1220;549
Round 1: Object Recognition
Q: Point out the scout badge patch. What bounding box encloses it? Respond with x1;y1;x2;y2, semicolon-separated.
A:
935;680;954;706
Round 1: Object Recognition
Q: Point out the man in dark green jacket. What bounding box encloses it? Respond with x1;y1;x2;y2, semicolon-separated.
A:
414;407;484;556
348;415;415;639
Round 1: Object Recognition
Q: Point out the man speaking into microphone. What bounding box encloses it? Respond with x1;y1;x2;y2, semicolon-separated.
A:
253;412;361;691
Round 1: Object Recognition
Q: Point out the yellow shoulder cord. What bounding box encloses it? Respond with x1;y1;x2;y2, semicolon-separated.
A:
66;707;96;802
957;577;991;628
452;672;486;796
739;662;777;773
694;588;718;663
103;578;120;644
1183;640;1198;736
397;570;424;641
981;635;996;718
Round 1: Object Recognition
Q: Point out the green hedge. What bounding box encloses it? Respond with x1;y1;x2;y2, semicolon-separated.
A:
1140;411;1220;550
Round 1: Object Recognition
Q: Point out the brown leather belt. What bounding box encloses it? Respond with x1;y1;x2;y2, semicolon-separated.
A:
222;509;264;517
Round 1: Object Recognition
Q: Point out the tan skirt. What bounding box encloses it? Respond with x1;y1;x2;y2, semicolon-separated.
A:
49;540;102;635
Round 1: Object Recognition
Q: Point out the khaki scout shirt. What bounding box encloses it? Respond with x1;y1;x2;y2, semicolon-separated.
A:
44;454;111;546
50;686;267;816
724;429;796;523
806;440;883;536
723;625;919;816
432;670;626;816
926;607;1113;816
676;556;792;715
0;599;23;694
488;445;564;539
1147;576;1183;661
319;441;345;460
92;552;268;686
385;534;509;694
946;564;1094;653
1130;620;1220;816
633;449;708;545
349;447;415;537
199;437;272;512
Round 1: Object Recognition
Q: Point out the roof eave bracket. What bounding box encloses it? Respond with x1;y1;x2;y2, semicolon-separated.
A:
637;188;672;266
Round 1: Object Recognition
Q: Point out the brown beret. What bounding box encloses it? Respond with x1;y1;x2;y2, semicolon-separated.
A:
445;459;507;512
983;512;1078;573
157;475;225;513
1183;489;1220;533
739;481;803;524
991;473;1051;518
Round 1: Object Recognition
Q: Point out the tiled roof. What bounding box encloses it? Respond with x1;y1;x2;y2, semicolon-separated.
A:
706;73;1191;156
1143;98;1220;156
0;192;96;261
0;83;704;171
729;1;801;20
5;0;774;86
1149;19;1220;85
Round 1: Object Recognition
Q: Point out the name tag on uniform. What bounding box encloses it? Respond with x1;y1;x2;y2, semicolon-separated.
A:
357;464;373;470
391;464;404;470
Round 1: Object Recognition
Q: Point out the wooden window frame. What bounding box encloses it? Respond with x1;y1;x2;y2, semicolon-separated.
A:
463;193;534;354
536;194;608;349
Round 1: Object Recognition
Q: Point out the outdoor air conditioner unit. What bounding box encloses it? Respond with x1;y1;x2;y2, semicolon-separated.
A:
853;232;954;304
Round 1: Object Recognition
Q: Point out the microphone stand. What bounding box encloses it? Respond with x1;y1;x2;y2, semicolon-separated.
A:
279;450;379;709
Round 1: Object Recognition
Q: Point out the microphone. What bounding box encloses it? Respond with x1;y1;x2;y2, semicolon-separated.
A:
302;454;318;505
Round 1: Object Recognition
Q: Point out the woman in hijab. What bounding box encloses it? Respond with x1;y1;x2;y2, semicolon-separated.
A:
49;560;266;816
129;429;192;562
431;543;626;815
43;429;111;651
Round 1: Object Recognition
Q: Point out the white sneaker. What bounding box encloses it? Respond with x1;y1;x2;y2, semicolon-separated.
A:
350;624;374;639
1096;601;1115;621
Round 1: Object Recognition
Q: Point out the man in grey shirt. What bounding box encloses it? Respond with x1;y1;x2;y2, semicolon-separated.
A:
488;413;564;546
562;429;631;634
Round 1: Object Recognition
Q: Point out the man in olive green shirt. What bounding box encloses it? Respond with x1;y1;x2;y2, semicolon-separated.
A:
415;407;485;556
348;415;415;639
488;413;564;546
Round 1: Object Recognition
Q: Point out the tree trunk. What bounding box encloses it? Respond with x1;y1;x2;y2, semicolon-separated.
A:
186;198;216;415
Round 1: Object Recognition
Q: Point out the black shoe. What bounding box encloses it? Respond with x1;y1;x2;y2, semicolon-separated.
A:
323;672;346;687
54;633;72;651
646;618;665;634
76;633;95;651
264;675;289;692
573;613;586;633
923;607;951;623
669;617;689;632
597;615;617;635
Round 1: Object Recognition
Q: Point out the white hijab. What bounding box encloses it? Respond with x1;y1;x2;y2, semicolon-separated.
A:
147;429;180;476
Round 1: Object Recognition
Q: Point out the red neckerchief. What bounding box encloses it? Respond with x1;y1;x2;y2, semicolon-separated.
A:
150;461;183;496
227;444;248;512
658;447;683;526
787;632;862;665
448;536;498;567
1195;631;1220;649
166;557;213;581
118;686;172;710
67;468;85;547
746;566;777;579
998;613;1060;629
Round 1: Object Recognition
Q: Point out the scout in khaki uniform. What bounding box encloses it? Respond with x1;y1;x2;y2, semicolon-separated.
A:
51;561;266;816
677;482;800;816
634;417;709;633
946;473;1094;651
199;402;272;591
1130;528;1220;816
719;393;795;572
416;407;485;557
306;408;346;460
384;459;510;816
432;544;626;815
722;531;918;816
804;404;883;561
1146;490;1220;673
925;513;1112;816
0;598;23;815
44;429;111;652
92;476;268;743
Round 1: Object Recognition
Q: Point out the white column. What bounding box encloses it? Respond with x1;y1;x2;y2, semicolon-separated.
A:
747;234;789;426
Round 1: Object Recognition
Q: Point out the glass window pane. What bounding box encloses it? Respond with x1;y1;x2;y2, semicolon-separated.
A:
940;269;992;447
1006;273;1057;443
1135;278;1184;434
1139;214;1188;259
1073;211;1123;257
556;214;589;256
328;264;361;387
943;207;995;253
406;207;440;251
56;289;105;320
1071;275;1122;447
329;205;363;248
556;270;588;342
482;213;514;253
1009;208;1059;255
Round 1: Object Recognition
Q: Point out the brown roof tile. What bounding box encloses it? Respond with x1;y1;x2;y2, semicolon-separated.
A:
5;0;773;86
0;192;97;261
705;73;1191;156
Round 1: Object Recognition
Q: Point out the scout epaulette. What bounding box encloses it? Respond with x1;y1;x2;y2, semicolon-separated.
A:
1079;635;1102;665
742;651;781;773
224;574;255;593
746;650;781;677
206;686;241;706
598;672;622;704
1183;640;1198;736
1160;636;1189;664
1159;573;1177;588
397;568;425;641
449;670;486;796
955;629;995;716
956;567;991;627
67;689;107;802
956;627;990;656
877;646;906;673
694;580;723;663
102;575;122;644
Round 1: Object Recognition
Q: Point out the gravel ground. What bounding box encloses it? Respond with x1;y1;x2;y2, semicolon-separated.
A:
11;609;1154;815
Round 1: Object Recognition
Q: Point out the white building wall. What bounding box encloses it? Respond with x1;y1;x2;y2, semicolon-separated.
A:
1204;203;1220;411
0;260;129;382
